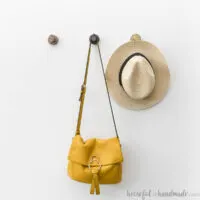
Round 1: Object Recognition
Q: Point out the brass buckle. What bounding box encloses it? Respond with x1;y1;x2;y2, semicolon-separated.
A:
79;84;86;101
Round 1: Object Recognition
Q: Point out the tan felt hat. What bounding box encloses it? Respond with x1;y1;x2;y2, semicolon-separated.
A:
106;34;170;110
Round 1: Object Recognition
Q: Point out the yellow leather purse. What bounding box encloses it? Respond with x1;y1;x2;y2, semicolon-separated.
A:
67;35;123;195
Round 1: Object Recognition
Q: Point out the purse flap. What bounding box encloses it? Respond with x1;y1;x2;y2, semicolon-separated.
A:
68;135;123;166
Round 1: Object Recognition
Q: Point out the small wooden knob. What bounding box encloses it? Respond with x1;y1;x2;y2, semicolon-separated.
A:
48;34;59;45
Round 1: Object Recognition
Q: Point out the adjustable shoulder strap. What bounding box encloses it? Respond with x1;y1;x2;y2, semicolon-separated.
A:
75;42;91;136
75;37;119;139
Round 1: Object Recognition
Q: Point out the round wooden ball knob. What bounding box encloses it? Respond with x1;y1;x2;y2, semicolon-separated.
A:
48;34;59;45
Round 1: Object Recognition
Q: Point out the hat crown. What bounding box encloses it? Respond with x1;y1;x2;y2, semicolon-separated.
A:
121;55;155;100
106;34;170;110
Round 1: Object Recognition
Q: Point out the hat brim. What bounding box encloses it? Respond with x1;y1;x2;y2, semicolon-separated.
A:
106;40;170;110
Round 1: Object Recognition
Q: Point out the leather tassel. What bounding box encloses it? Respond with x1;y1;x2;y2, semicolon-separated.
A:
90;173;100;195
90;175;95;194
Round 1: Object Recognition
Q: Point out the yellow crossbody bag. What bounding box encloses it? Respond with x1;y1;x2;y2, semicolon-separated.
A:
67;35;123;195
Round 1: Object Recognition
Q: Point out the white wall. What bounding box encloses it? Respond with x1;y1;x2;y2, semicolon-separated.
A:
0;0;199;199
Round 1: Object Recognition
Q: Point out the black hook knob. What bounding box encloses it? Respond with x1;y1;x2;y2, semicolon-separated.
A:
89;34;100;45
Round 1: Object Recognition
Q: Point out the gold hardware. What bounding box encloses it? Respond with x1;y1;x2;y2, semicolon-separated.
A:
88;156;101;171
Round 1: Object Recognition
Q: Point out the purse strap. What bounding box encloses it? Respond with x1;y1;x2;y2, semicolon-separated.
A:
75;36;119;139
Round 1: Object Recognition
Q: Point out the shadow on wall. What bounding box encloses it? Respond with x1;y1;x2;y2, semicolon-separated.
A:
121;142;140;188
